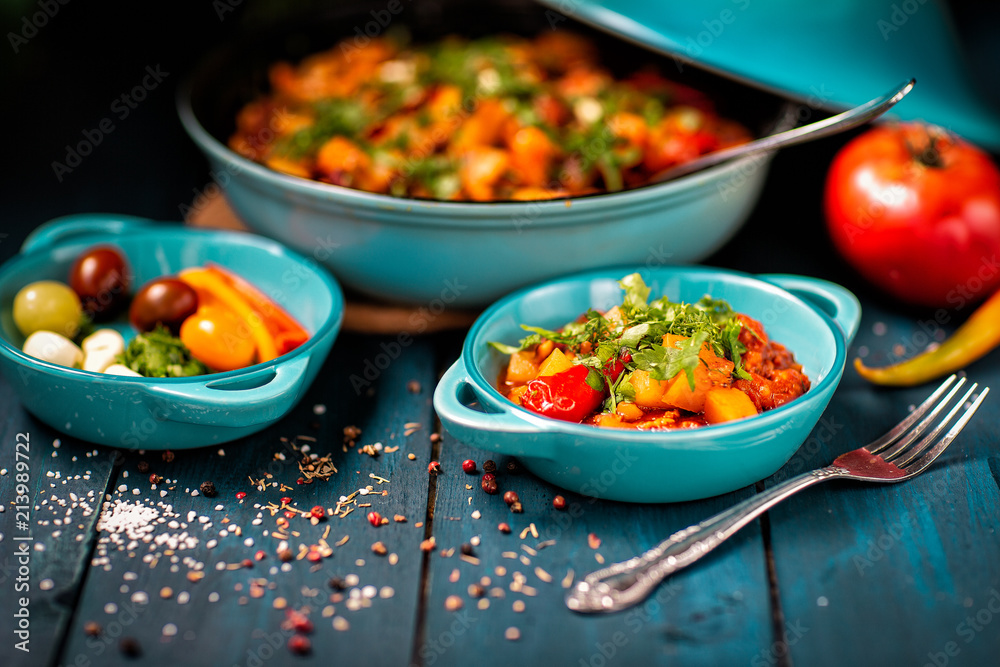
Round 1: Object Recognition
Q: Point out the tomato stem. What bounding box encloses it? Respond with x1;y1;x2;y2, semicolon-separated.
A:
904;129;946;169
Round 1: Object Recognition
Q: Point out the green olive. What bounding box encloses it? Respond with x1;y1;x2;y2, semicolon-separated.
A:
13;280;83;338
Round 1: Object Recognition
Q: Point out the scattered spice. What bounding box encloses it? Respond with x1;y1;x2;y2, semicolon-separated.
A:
460;543;475;557
510;502;523;513
420;537;436;552
552;495;567;510
162;451;175;463
483;460;497;473
371;541;388;556
503;491;519;506
427;461;442;474
498;522;511;534
367;511;384;527
505;627;521;641
136;461;149;474
310;506;325;520
445;595;464;611
462;459;477;474
299;453;338;481
506;460;521;474
159;587;173;599
236;491;247;500
393;514;407;523
468;584;486;598
408;453;417;460
328;577;346;591
588;533;601;549
199;481;217;497
119;637;142;657
343;425;362;442
407;380;422;393
481;475;498;495
287;635;311;655
84;621;102;637
149;473;162;485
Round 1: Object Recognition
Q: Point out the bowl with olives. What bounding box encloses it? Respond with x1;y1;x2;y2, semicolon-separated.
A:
0;213;344;449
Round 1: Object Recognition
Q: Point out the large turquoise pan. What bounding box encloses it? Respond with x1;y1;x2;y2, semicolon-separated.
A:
434;266;861;503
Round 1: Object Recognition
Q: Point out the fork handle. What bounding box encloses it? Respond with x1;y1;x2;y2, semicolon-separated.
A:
566;467;846;613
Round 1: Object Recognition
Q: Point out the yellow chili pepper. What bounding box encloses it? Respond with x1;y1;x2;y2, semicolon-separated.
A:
855;288;1000;386
178;268;279;364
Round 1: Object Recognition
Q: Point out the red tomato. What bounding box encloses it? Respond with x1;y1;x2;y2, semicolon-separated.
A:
824;123;1000;308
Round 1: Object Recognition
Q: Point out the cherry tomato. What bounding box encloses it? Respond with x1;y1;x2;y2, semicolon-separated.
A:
824;123;1000;308
521;365;606;423
179;305;256;371
129;278;199;335
69;246;131;320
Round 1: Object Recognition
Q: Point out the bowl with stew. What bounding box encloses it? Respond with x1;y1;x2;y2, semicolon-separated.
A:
0;214;344;449
433;266;860;502
177;1;791;307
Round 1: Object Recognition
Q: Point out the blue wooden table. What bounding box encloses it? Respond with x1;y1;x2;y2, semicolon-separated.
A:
2;2;999;665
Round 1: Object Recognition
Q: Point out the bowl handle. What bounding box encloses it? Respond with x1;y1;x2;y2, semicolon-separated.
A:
434;360;557;460
140;355;310;428
21;214;161;253
758;274;862;345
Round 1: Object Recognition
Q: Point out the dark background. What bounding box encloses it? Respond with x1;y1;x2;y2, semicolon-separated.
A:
1;0;998;314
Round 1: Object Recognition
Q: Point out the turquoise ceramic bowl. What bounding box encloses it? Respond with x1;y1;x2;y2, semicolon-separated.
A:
0;214;344;449
434;266;860;503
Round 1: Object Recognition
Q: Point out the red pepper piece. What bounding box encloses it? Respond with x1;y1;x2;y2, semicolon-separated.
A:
521;365;606;423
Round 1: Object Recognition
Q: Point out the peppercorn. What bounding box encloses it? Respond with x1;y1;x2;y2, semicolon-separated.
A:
481;476;498;495
199;481;217;497
242;558;254;569
310;505;325;519
288;635;311;655
148;473;162;485
306;549;322;563
461;459;477;474
328;577;346;590
428;460;442;474
483;459;497;473
506;460;521;475
288;611;314;634
552;495;567;510
236;491;247;500
510;501;523;513
460;543;475;556
278;547;294;562
468;583;486;598
136;460;149;474
161;450;174;462
371;541;388;556
119;637;142;657
254;550;266;561
498;522;512;534
503;491;519;506
407;380;422;393
368;511;384;527
83;621;102;637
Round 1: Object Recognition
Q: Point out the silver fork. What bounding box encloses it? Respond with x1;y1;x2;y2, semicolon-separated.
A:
566;375;989;614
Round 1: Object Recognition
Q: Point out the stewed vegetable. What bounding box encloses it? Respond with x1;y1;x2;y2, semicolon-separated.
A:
229;32;752;201
492;274;810;429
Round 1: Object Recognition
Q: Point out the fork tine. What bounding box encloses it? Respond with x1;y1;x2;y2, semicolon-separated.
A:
899;387;989;475
888;383;977;466
867;374;958;454
876;376;965;461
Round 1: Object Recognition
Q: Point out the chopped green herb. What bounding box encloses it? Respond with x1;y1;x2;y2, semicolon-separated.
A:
118;326;208;378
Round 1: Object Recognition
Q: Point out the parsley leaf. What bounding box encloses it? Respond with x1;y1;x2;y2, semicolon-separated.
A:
631;330;708;390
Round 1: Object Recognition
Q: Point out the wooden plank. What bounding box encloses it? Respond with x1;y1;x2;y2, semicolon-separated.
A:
0;374;118;667
418;358;776;666
767;307;1000;667
55;334;438;666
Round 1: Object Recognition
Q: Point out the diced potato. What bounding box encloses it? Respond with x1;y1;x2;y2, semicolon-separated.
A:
661;364;710;413
507;385;529;405
506;350;539;384
703;387;759;424
630;369;667;408
538;348;574;377
615;401;644;422
591;413;628;429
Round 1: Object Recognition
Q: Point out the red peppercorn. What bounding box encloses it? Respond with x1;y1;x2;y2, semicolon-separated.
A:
481;476;499;495
288;635;311;655
461;459;477;474
235;492;246;500
280;496;292;505
428;460;442;474
368;511;383;527
482;472;496;482
296;478;304;485
306;549;322;563
310;505;325;519
498;522;512;534
553;495;567;510
288;612;314;634
254;550;266;561
503;491;519;506
149;473;162;485
242;558;253;569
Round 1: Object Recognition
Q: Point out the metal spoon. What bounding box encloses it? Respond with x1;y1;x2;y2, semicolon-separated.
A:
652;78;915;183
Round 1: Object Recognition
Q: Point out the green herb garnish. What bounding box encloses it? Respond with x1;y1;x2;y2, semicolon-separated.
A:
117;326;208;378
